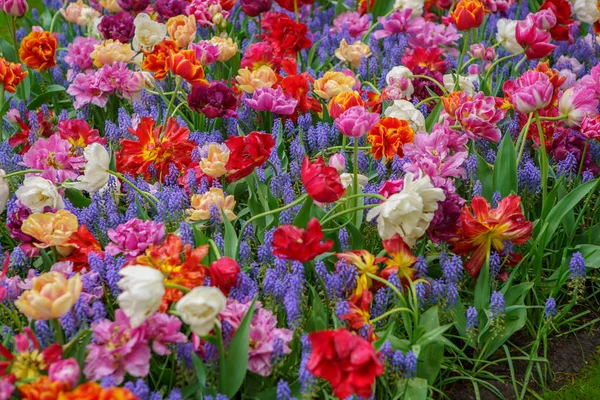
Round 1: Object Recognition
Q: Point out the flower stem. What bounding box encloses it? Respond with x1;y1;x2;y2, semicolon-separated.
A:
366;272;403;299
2;169;43;179
369;307;413;324
455;29;471;91
409;74;448;95
108;171;159;209
165;283;191;293
577;139;589;179
162;77;182;136
49;318;65;346
352;139;359;220
534;111;548;204
320;204;377;225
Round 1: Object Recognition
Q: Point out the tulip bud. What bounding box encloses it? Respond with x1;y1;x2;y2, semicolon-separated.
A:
467;64;480;75
6;109;20;123
484;47;496;61
533;9;556;31
3;0;28;16
329;153;346;172
240;0;272;17
469;44;485;59
451;0;485;31
49;359;80;389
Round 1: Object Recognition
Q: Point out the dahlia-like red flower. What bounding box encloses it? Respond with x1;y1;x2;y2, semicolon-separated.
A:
272;218;333;262
209;257;240;295
339;291;376;342
271;218;333;262
57;119;105;152
280;58;322;119
118;117;196;182
130;234;209;311
401;47;447;74
301;156;345;203
261;12;311;58
540;0;574;42
240;42;281;71
224;131;276;182
61;225;103;272
307;329;384;399
451;195;532;278
274;0;312;11
0;57;27;93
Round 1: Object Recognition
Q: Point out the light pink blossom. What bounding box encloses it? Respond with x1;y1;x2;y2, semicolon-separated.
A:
22;134;85;183
245;87;298;115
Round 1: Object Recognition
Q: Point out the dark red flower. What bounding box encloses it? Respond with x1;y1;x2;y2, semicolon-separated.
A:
98;12;135;43
240;42;281;71
261;12;312;58
540;0;574;42
241;0;272;17
274;0;312;12
272;218;333;263
301;157;345;203
280;58;322;119
224;131;276;182
61;225;104;272
209;257;240;295
188;81;238;119
401;47;447;74
307;329;384;399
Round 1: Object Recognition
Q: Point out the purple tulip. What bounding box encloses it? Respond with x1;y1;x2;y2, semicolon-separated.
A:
245;87;298;115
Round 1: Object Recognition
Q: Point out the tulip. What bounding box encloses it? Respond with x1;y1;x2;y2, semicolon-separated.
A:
581;115;600;140
199;143;230;178
48;359;80;389
451;0;485;31
0;170;10;215
188;188;236;221
3;0;28;16
503;71;554;114
20;210;79;255
335;106;380;138
209;257;240;295
559;85;600;128
72;143;111;194
175;286;226;336
328;153;346;173
15;176;64;213
301;157;345;203
15;271;82;320
516;13;557;59
117;265;166;328
240;0;272;16
272;218;334;263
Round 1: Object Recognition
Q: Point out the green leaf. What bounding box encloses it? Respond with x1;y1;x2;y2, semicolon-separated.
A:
27;85;66;110
493;134;517;197
370;0;394;18
373;321;396;351
293;196;314;229
219;298;256;398
0;38;17;63
306;284;328;332
416;307;445;385
191;353;207;390
574;245;600;269
345;222;363;250
221;209;238;258
397;377;428;400
476;153;494;202
425;101;442;132
64;188;91;208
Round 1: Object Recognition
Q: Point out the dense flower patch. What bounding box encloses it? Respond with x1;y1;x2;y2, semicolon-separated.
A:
0;0;599;399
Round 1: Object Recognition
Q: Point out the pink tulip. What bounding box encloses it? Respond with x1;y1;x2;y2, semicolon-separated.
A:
516;13;557;59
503;71;554;114
329;153;346;173
49;358;81;388
559;85;600;128
3;0;28;16
581;115;600;141
334;106;380;138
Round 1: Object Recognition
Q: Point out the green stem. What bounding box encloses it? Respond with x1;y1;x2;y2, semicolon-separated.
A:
62;328;90;354
162;77;182;135
410;74;448;95
208;239;222;258
49;318;65;346
108;171;159;209
0;302;22;331
165;283;191;293
455;30;471;91
516;113;535;165
366;272;403;299
415;96;440;108
352;139;359;219
534;111;548;204
369;307;413;324
1;169;43;179
484;51;524;93
577;139;589;178
293;0;299;23
320;204;376;225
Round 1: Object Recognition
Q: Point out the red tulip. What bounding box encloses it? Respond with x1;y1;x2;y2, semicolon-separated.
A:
301;157;345;203
209;257;240;295
450;0;485;31
307;329;384;399
225;132;276;182
272;218;333;263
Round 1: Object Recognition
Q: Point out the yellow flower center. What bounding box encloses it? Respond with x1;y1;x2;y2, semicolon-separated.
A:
12;350;46;380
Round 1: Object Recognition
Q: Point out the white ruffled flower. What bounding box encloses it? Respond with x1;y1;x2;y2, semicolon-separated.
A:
496;19;523;55
132;13;167;52
573;0;600;24
15;176;64;213
393;0;424;16
0;170;9;214
367;173;446;246
386;66;414;100
117;265;165;328
443;74;477;96
384;100;426;132
175;286;227;336
73;143;111;194
340;173;369;189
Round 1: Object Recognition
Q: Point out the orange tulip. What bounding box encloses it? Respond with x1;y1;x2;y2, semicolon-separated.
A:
367;117;415;161
0;57;28;93
142;39;178;80
167;49;208;86
327;91;365;119
451;0;485;31
19;31;58;71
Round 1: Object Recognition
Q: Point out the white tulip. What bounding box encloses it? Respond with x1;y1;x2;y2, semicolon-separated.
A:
384;100;426;132
496;19;523;55
15;176;64;213
393;0;424;16
573;0;600;24
340;173;369;189
117;265;165;328
443;74;477;96
175;286;226;337
367;173;445;246
73;143;111;194
0;170;9;214
132;13;167;52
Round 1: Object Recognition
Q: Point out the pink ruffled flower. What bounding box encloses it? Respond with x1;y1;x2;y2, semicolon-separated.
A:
373;9;412;39
187;0;229;27
67;70;113;109
22;133;85;183
245;86;298;115
64;37;100;71
334;106;380;138
145;313;188;356
49;358;80;388
516;12;557;59
407;20;461;51
0;376;15;400
580;64;600;98
503;71;554;114
559;84;599;128
332;12;370;37
486;0;515;13
379;179;403;198
454;92;506;142
581;115;600;141
84;309;151;384
220;300;292;377
189;41;221;66
106;218;165;260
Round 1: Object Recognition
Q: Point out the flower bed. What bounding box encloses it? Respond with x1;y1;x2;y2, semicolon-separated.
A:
0;0;599;399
